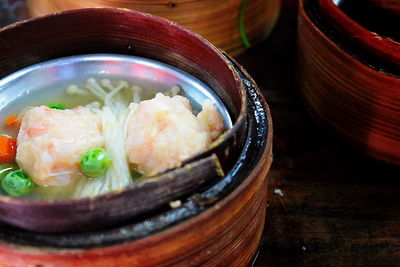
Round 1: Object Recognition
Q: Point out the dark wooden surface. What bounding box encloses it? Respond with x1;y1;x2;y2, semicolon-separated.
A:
1;0;400;266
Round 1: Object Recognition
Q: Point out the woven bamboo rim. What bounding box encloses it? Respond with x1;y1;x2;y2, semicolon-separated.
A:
26;0;281;55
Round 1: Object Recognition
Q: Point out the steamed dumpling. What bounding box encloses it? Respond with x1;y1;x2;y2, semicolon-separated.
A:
16;106;104;186
125;93;224;174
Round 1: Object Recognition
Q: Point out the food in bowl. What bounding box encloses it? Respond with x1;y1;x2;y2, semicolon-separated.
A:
0;56;227;200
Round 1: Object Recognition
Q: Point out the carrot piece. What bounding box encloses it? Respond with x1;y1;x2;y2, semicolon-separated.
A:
0;136;17;163
4;115;17;127
15;118;22;129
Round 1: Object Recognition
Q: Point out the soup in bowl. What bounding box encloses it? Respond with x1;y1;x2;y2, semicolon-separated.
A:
0;54;233;200
0;8;248;233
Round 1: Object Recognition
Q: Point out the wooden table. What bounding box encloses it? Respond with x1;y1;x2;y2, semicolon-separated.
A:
1;1;399;266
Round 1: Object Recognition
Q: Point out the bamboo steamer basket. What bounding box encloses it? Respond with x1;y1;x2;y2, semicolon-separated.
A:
319;0;399;65
26;0;281;56
297;0;400;165
0;8;273;266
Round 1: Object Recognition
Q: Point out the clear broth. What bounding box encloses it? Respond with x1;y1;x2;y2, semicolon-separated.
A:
0;77;184;200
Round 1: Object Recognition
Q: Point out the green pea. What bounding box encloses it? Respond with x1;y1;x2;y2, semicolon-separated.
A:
131;168;144;181
47;103;66;110
2;170;34;196
0;164;18;183
80;148;111;178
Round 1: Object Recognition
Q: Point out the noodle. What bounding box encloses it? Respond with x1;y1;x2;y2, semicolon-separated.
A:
74;106;132;197
73;78;134;198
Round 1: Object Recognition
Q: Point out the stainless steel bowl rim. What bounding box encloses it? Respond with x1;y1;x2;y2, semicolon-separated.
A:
0;54;233;129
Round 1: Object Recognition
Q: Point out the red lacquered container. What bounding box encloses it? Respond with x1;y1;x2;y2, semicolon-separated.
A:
318;0;399;65
297;0;400;165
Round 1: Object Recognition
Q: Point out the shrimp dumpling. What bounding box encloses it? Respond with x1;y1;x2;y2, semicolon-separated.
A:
125;93;224;175
16;106;104;186
197;99;225;140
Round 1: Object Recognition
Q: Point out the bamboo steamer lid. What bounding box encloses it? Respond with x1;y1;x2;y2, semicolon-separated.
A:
27;0;281;55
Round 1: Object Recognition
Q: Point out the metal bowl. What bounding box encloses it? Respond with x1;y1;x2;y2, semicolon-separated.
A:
0;54;232;128
0;8;249;233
